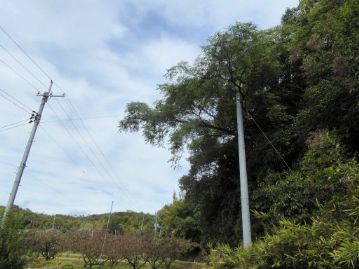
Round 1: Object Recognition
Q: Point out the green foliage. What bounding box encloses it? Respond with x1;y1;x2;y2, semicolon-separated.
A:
120;22;292;245
209;133;359;268
254;131;359;228
158;198;201;242
0;206;155;234
0;214;27;269
210;216;359;269
119;0;359;259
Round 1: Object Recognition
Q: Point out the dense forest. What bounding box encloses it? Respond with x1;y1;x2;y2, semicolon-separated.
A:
119;0;359;267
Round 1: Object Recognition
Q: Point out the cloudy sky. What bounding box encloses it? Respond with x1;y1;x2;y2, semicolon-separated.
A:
0;0;298;216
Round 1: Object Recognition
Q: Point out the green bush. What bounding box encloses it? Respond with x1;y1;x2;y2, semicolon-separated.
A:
0;214;27;269
209;133;359;269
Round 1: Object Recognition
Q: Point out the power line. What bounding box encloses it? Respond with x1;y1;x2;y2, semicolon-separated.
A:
0;88;33;111
0;161;18;168
38;126;72;157
66;99;124;185
0;122;30;133
0;43;48;88
47;103;104;174
48;102;138;208
0;24;142;209
0;24;53;81
0;57;39;91
62;98;139;202
0;92;32;114
54;99;133;198
46;102;123;198
1;118;29;129
245;109;292;171
41;115;118;124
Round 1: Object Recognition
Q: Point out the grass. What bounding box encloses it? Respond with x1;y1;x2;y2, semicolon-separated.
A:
27;254;208;269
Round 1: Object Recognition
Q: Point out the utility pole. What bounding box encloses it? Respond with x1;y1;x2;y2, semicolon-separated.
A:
100;201;114;258
2;81;64;226
154;212;158;235
236;89;252;247
106;201;114;230
52;216;56;229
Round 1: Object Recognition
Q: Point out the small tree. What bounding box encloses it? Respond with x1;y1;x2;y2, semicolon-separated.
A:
27;228;63;260
66;229;108;269
103;233;122;268
160;237;192;269
121;233;149;269
147;236;163;269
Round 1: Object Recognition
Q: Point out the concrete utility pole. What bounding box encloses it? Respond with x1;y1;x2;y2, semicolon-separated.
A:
154;212;159;235
236;89;252;247
106;201;114;230
2;81;64;226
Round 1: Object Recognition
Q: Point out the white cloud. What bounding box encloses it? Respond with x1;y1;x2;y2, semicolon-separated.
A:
137;0;299;30
0;0;126;50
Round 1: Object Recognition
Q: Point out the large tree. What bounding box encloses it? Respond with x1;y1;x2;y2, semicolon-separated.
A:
119;0;359;246
120;23;295;245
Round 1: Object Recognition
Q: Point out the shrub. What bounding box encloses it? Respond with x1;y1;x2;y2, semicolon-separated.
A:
0;214;27;269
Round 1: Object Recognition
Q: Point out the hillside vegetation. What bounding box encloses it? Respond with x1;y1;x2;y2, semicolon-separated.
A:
120;0;359;268
0;206;155;233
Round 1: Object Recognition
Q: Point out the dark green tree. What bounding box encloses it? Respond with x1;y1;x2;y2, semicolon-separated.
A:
120;22;295;245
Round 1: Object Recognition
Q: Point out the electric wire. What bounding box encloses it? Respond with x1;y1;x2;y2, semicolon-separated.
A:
0;24;156;210
0;57;39;91
47;103;109;181
0;88;33;112
49;101;138;207
245;109;292;171
0;25;53;82
0;24;127;189
54;99;136;203
41;115;118;124
1;118;29;129
38;126;71;157
47;102;135;206
0;43;48;88
0;24;127;187
0;161;18;168
0;92;32;114
66;99;129;192
0;121;30;133
54;100;114;176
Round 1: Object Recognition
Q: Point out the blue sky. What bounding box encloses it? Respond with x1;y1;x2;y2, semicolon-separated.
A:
0;0;298;215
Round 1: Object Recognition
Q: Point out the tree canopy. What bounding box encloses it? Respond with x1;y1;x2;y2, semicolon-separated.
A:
119;0;359;257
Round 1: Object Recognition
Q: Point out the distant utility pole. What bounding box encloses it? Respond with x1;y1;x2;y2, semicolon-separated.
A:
106;201;114;230
100;201;114;258
236;89;252;247
154;212;158;235
52;216;56;229
1;81;65;227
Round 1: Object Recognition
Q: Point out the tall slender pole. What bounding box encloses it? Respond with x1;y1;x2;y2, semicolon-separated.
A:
100;201;114;258
2;81;64;226
236;90;252;247
154;212;158;235
106;201;114;230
